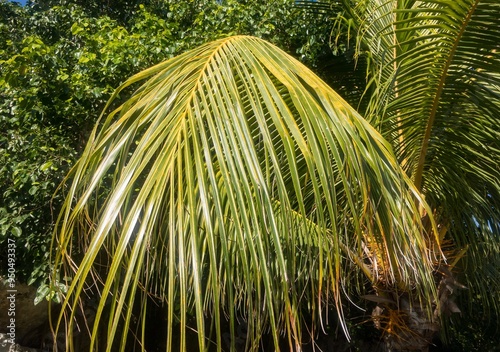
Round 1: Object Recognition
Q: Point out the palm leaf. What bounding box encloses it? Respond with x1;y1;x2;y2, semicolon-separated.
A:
51;35;438;351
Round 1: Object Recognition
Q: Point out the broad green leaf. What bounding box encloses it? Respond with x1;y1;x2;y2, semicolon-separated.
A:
40;161;53;172
12;226;22;237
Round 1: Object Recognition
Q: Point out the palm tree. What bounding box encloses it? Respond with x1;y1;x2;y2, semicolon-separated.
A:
326;0;500;349
50;1;499;351
50;36;437;351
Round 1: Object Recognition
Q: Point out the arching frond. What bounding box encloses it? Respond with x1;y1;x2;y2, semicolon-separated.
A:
51;36;438;351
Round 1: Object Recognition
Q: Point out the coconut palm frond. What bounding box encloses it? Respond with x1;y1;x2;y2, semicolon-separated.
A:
51;35;438;350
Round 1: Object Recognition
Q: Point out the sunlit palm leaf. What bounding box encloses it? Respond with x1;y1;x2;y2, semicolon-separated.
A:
52;35;437;351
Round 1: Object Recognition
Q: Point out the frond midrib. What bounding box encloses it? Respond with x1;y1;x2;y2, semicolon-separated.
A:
413;0;479;191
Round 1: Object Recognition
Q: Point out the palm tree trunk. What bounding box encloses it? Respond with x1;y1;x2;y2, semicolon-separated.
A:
371;265;465;351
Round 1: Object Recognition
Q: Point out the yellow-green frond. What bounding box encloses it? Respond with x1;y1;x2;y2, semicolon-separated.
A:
51;36;439;351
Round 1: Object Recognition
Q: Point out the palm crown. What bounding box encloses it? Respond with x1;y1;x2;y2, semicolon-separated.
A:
338;0;499;310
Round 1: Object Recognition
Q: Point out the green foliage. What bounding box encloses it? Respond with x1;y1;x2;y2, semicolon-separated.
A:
1;2;78;283
341;0;500;307
324;0;500;348
4;1;498;350
32;0;149;24
0;0;335;285
444;293;500;352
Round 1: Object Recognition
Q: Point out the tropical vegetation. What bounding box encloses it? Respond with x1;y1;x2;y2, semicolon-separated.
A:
1;0;332;284
1;0;498;351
